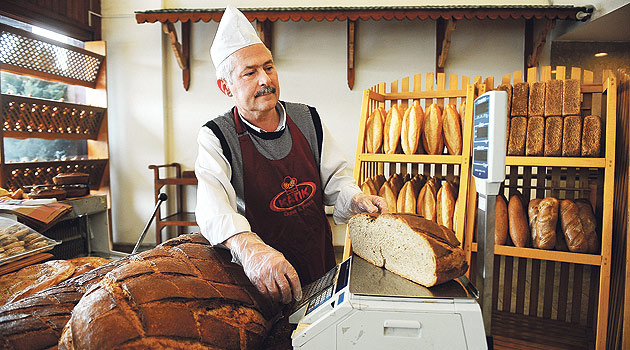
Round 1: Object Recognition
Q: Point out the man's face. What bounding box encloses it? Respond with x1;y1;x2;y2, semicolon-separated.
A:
222;44;280;117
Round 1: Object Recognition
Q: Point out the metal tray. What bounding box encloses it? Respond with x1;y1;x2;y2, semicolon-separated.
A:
0;217;60;266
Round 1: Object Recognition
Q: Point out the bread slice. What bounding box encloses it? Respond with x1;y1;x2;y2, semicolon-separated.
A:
348;213;468;287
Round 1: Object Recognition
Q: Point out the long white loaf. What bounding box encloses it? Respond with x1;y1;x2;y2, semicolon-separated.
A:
348;213;468;287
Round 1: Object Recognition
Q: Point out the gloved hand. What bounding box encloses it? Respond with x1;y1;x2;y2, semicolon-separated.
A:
350;192;389;215
225;232;302;304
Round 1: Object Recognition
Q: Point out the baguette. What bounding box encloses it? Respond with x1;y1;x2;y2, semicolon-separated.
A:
388;173;404;196
562;79;581;116
384;105;403;154
458;101;466;125
365;108;385;153
562;115;582;157
397;179;421;214
544;116;563;156
361;178;378;196
436;182;456;230
348;213;468;287
508;192;529;247
559;199;589;252
401;101;424;155
528;81;546;117
443;104;463;155
525;116;545;156
423;103;444;155
545;79;563;117
373;174;386;191
511;82;529;116
507;116;527;156
495;195;509;245
581;115;602;157
379;181;398;214
574;199;600;253
417;179;439;222
528;197;558;249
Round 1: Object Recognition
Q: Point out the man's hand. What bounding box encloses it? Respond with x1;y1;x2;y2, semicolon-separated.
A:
351;192;388;214
225;232;302;304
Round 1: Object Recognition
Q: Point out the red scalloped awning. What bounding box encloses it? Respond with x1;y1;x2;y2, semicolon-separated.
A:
135;6;592;24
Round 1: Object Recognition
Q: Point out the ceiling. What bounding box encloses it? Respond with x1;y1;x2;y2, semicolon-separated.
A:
557;3;630;42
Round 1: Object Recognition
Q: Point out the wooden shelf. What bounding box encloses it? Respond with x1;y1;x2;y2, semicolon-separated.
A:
358;153;464;165
471;243;602;266
160;212;197;226
506;156;606;168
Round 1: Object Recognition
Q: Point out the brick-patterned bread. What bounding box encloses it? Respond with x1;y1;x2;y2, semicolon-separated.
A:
528;81;546;117
0;257;126;350
544;80;564;117
348;213;468;287
562;115;582;157
562;79;581;116
544;116;563;156
57;234;279;350
525;116;545;156
507;116;527;155
511;82;529;116
581;115;602;157
497;83;513;116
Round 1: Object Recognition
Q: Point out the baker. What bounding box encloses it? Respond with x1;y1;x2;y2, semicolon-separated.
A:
195;5;387;305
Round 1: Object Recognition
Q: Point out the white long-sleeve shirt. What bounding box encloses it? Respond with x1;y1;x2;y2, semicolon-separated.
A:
195;104;362;245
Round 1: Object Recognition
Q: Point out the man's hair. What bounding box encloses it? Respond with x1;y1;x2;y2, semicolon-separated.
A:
215;54;235;85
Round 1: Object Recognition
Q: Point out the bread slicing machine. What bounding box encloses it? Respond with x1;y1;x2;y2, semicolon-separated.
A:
290;255;487;349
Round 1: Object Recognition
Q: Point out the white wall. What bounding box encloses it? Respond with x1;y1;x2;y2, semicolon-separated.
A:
102;0;618;244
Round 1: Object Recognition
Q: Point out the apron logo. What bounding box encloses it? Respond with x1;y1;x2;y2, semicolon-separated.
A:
270;176;316;212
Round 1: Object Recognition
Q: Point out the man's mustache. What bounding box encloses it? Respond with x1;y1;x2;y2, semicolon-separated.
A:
255;86;276;97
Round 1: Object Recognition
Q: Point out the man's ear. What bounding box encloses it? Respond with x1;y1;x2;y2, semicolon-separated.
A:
217;79;232;97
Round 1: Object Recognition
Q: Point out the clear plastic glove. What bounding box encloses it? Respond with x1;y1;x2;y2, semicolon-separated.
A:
350;192;389;215
225;232;302;304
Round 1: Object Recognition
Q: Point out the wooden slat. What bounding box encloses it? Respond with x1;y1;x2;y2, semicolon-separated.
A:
516;257;528;314
543;260;556;319
503;256;514;312
557;262;570;321
571;264;584;324
530;258;542;317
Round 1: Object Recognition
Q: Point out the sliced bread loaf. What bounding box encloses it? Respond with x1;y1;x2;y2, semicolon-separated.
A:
348;213;468;287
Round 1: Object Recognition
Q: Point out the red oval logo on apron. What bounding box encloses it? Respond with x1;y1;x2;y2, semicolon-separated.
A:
270;176;316;212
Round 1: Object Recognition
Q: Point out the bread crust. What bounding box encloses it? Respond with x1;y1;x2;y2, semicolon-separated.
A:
422;103;444;155
443;104;463;155
365;108;385;153
508;193;529;247
436;182;456;230
384;105;403;154
559;199;589;253
495;195;508;245
401;101;424;155
528;197;559;249
581;115;601;157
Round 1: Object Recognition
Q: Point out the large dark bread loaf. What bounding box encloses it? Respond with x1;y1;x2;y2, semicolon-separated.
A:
58;234;280;350
348;213;468;287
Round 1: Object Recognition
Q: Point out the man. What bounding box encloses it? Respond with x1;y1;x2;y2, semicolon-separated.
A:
195;5;386;305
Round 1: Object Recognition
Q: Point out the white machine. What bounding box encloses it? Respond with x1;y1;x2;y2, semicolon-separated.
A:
290;255;487;349
471;90;508;338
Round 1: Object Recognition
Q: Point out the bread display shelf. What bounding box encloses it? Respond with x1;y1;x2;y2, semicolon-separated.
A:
471;243;601;266
505;156;606;168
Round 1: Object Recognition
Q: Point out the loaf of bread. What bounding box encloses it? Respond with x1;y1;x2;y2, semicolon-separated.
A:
528;197;559;249
417;178;439;222
348;213;468;287
528;81;546;117
574;199;600;253
388;173;404;196
458;101;466;125
379;181;399;214
53;172;89;185
384;105;403;154
559;199;589;253
365;108;384;153
361;178;379;196
401;101;424;155
58;234;279;350
436;181;456;230
525;116;545;156
544;116;563;156
495;195;509;245
508;192;529;247
497;83;513;116
581;115;602;157
562;79;581;116
397;179;421;214
507;116;527;155
423;103;444;155
373;174;386;191
511;82;529;116
562;115;582;157
545;79;563;117
442;104;463;155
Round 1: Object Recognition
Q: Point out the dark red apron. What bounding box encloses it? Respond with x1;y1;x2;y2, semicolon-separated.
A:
235;108;336;285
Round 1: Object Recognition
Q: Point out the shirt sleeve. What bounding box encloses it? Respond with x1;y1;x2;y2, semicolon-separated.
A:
318;122;362;224
195;127;251;245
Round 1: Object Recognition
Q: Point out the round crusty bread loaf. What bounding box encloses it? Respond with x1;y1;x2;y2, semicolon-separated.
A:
58;234;280;350
348;213;468;288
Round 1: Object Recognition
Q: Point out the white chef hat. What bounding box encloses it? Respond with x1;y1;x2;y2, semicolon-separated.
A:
210;5;263;68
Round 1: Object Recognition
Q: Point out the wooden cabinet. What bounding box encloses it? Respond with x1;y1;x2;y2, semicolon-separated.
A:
344;72;481;257
464;66;616;349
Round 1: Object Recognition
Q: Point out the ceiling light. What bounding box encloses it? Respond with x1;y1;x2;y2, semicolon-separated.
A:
594;52;608;57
